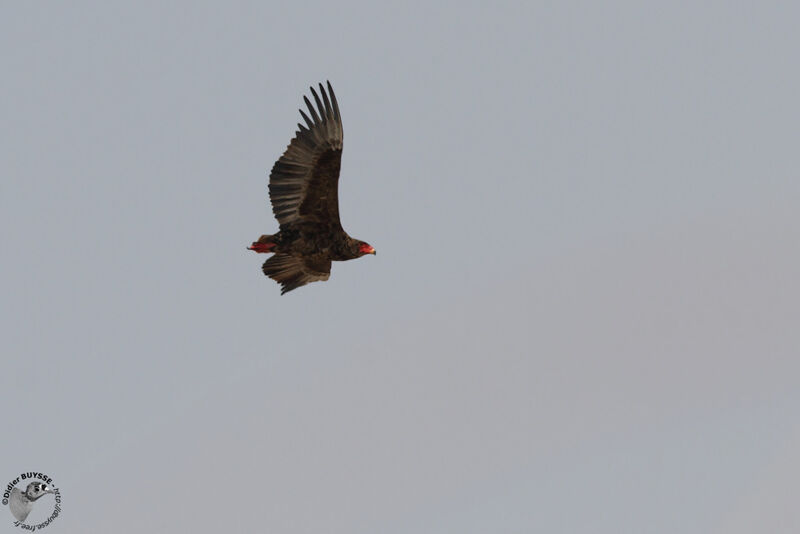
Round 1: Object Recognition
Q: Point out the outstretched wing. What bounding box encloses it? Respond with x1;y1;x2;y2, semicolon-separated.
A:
262;253;331;294
269;81;343;229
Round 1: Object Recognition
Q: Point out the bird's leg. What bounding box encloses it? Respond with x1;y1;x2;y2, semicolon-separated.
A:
248;234;277;253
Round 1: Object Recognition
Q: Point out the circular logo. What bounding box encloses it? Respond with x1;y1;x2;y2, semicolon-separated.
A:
3;472;61;529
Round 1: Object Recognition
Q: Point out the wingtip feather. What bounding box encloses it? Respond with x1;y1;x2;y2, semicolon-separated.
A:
327;81;340;122
303;95;321;123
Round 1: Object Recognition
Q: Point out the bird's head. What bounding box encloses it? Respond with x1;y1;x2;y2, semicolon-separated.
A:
356;241;376;257
24;482;55;501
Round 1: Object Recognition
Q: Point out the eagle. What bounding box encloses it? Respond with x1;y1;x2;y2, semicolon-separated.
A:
249;81;376;294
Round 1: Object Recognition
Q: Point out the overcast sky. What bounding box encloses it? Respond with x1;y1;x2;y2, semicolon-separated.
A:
2;2;799;533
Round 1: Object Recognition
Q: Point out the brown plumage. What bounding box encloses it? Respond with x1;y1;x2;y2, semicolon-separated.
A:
249;81;375;294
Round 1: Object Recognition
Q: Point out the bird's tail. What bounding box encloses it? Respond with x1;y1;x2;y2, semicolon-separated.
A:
248;234;276;253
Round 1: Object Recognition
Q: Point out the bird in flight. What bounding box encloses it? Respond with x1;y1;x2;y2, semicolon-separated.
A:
249;81;375;294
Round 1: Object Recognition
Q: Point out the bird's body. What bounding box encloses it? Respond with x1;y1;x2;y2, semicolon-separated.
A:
249;82;375;294
253;226;367;261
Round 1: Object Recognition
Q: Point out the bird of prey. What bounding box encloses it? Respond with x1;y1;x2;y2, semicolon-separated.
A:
9;482;54;522
249;81;376;294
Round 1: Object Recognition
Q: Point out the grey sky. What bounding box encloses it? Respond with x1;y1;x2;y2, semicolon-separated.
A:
2;1;799;532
